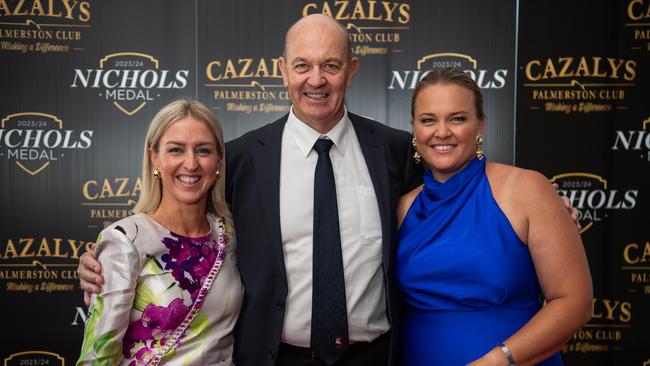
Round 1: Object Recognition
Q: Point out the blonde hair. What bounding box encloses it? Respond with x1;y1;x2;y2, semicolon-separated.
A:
133;99;229;216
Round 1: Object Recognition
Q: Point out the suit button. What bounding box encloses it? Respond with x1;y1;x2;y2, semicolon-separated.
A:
275;300;285;309
268;350;276;359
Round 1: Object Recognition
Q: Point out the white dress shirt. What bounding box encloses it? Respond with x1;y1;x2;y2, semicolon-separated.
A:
279;107;388;347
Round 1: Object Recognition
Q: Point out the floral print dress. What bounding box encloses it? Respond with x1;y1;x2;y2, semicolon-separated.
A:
77;213;243;366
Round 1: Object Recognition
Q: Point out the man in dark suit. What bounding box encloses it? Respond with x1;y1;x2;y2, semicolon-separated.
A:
226;14;421;366
78;14;420;366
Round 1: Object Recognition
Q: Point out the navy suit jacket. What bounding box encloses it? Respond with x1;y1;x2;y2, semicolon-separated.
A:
225;112;422;366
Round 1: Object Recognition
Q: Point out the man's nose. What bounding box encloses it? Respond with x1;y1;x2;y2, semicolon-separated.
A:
306;67;326;87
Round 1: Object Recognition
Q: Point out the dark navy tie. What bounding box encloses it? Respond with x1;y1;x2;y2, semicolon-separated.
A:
310;138;348;365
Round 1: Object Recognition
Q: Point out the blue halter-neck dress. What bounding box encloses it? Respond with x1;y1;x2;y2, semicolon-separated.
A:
396;158;562;365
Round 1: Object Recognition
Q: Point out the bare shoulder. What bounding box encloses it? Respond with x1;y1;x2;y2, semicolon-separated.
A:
397;184;424;229
486;162;557;244
487;162;554;203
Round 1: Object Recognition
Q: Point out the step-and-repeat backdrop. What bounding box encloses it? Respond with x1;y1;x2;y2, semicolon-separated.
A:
515;1;650;365
0;1;646;365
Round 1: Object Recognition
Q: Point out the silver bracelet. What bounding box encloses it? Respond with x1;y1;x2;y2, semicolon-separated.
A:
497;343;516;366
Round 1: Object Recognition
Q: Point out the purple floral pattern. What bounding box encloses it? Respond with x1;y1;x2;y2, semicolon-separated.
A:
122;230;227;364
77;213;242;366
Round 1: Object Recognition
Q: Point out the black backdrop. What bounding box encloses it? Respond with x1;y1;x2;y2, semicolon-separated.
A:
0;1;647;365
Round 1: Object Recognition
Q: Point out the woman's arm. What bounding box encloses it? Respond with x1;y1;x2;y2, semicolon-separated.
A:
397;184;423;229
471;167;592;366
76;228;140;366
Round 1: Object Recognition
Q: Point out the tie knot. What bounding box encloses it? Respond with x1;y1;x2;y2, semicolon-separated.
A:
313;138;333;155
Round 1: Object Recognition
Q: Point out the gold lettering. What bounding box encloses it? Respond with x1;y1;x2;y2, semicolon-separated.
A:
367;1;382;20
114;177;130;197
398;3;410;23
47;0;61;17
83;179;98;200
383;1;399;22
303;3;317;16
35;238;53;257
628;0;644;20
52;238;69;258
643;242;650;262
62;0;80;20
591;57;608;77
543;59;558;79
31;0;45;16
624;60;636;81
206;61;222;81
525;60;542;81
100;179;115;198
255;58;269;77
624;243;640;264
68;239;85;259
0;0;10;15
607;58;625;79
335;1;350;20
558;57;574;78
132;177;142;197
239;58;254;78
321;1;334;17
575;57;590;77
223;59;238;79
351;0;366;19
19;238;35;257
620;302;632;322
13;0;29;16
526;57;636;81
602;299;620;321
2;239;19;258
78;1;90;22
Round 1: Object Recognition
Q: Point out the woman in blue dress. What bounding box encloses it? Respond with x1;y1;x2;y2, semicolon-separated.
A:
396;68;592;366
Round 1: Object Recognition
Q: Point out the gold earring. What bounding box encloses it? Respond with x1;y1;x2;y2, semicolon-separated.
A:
215;170;220;180
475;134;484;160
153;169;161;179
411;136;421;164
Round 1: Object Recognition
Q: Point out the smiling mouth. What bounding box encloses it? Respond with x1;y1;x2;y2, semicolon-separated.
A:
304;92;328;100
177;175;201;184
432;144;455;151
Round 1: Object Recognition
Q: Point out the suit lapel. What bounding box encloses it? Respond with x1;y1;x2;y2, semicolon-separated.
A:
350;114;392;272
252;117;288;281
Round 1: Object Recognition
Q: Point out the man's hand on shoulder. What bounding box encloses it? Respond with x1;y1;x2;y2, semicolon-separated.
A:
552;182;581;230
78;247;103;306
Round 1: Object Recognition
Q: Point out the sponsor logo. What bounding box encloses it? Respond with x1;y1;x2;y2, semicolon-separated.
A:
0;0;91;54
81;176;141;228
611;115;650;162
622;240;650;295
522;56;636;113
0;236;92;293
626;0;650;51
388;52;508;90
550;172;638;233
563;298;632;354
70;52;189;116
204;56;289;114
302;0;411;56
0;112;93;175
4;351;65;366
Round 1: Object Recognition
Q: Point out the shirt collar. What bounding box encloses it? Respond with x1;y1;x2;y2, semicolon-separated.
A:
285;106;351;158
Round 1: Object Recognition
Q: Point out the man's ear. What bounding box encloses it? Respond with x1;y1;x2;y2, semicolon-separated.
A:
346;57;359;88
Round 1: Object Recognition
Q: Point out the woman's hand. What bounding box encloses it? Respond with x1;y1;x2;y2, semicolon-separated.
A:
466;347;508;366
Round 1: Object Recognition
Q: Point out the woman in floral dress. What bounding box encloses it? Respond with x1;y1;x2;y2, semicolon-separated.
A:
77;99;243;366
